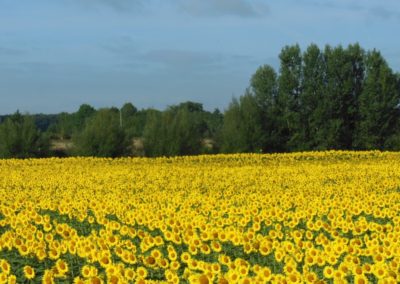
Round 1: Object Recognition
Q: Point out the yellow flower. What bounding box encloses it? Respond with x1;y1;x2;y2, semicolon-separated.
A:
323;266;334;279
124;268;135;280
81;265;92;278
99;254;111;267
0;260;10;275
55;259;69;276
7;275;17;284
354;275;368;284
136;267;147;279
260;267;272;282
23;265;35;280
73;276;85;284
42;269;54;284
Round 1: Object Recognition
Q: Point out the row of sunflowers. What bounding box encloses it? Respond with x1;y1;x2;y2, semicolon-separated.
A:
0;151;399;283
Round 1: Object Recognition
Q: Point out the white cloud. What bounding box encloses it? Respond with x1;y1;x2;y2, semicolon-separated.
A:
177;0;269;18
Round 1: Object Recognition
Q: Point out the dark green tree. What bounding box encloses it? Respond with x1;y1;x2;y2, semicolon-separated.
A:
73;109;127;157
143;102;207;157
74;104;96;131
0;111;49;158
202;108;224;153
142;109;164;157
121;103;137;118
165;106;205;156
300;44;327;149
275;44;303;151
322;45;358;149
120;102;139;141
250;64;279;152
220;98;248;153
354;50;400;149
221;91;264;153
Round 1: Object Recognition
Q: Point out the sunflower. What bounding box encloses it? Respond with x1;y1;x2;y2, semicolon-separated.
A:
42;269;55;284
168;250;178;261
372;264;387;279
151;249;162;260
108;275;120;284
89;276;103;284
18;244;30;256
180;252;191;263
198;274;210;284
283;264;296;275
354;275;368;284
157;258;169;269
287;272;301;283
260;267;272;282
23;265;35;280
136;267;148;279
188;245;198;255
323;266;334;279
99;254;111;267
73;276;85;284
48;248;60;260
170;261;180;271
304;272;317;283
7;275;17;284
211;263;221;274
217;276;229;284
81;265;92;278
145;256;156;267
55;259;69;276
154;235;164;246
124;268;136;280
0;259;10;275
200;244;211;254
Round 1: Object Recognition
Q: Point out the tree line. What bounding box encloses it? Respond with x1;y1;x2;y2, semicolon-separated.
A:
1;43;399;158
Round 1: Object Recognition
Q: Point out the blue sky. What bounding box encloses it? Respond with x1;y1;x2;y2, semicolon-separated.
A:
0;0;399;114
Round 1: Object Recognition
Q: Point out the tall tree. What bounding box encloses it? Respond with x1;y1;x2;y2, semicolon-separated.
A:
0;111;49;158
120;102;139;140
73;109;127;157
322;45;362;149
221;91;264;153
354;50;400;149
74;104;96;132
220;98;248;153
276;44;303;151
142;109;164;157
143;102;207;156
300;44;326;149
250;64;280;152
165;106;205;156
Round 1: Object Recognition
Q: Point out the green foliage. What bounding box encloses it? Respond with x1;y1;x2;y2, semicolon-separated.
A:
221;91;265;153
143;102;209;157
276;44;303;151
73;109;128;157
1;44;399;158
142;109;165;157
226;43;400;154
300;44;326;150
0;111;50;158
250;65;281;152
354;50;400;150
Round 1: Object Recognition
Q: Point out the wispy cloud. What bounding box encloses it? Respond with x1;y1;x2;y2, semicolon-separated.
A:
101;36;138;57
143;49;223;67
368;6;400;20
177;0;269;18
73;0;145;13
0;46;25;56
67;0;269;17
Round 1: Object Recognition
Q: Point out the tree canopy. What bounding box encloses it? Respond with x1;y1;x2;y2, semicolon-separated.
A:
1;43;399;158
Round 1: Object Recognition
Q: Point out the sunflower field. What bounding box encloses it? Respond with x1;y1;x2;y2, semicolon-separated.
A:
0;151;400;283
